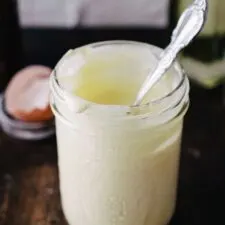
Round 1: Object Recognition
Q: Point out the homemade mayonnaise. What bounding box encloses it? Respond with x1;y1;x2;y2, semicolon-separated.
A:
50;41;189;225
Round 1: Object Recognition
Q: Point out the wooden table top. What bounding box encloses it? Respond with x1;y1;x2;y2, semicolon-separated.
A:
0;83;225;225
0;134;67;225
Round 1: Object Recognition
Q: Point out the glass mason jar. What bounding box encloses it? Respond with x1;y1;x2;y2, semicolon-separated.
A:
50;41;189;225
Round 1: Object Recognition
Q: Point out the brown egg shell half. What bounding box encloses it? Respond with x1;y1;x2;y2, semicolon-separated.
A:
5;65;54;122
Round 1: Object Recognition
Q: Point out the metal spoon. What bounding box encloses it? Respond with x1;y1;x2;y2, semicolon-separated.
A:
133;0;208;106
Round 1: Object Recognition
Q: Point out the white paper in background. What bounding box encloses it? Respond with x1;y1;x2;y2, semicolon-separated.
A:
18;0;82;28
18;0;170;28
81;0;170;27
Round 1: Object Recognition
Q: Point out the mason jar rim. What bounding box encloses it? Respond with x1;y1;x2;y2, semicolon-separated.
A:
50;40;189;125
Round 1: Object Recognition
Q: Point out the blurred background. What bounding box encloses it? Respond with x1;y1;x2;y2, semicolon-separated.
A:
1;0;225;90
17;0;175;66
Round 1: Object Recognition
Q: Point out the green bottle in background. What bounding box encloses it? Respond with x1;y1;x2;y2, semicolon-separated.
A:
0;0;22;91
178;0;225;88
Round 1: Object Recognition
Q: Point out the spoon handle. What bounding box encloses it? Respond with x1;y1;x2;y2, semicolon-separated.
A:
134;0;208;106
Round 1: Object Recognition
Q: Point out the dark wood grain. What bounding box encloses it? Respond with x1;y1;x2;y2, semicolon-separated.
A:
0;83;225;225
0;135;67;225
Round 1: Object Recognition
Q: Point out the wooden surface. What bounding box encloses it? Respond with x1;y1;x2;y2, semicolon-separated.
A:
0;135;67;225
0;84;225;225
